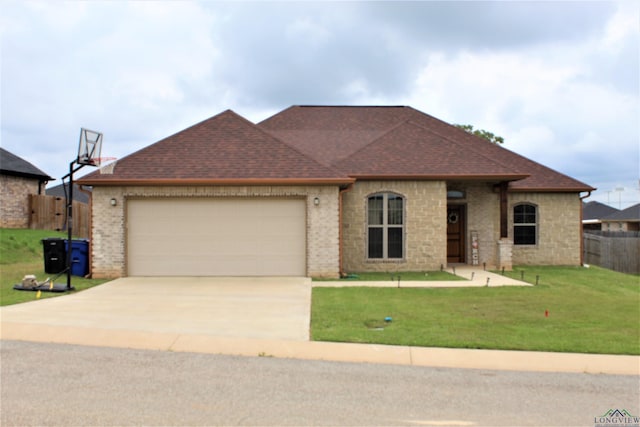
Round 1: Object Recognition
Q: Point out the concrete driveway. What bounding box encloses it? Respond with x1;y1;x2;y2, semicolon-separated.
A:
0;277;312;341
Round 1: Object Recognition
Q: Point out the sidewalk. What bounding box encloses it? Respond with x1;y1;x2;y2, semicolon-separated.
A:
314;265;532;288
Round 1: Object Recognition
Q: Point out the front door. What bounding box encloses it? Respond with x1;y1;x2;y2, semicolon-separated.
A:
447;205;466;263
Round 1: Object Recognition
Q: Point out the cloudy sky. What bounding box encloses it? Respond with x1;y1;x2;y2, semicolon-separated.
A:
2;0;638;208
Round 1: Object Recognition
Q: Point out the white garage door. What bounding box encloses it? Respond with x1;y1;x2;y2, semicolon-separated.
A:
127;198;306;276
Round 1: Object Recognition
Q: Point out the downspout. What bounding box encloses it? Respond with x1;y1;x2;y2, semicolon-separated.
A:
339;182;354;277
579;190;592;266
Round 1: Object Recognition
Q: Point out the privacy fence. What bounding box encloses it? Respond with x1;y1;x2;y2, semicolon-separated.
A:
29;194;90;239
583;231;640;274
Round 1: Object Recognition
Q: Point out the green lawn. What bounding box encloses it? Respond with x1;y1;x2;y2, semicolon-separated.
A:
312;265;640;355
0;228;109;306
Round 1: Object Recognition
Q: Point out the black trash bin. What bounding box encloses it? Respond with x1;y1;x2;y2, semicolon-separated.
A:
42;238;66;274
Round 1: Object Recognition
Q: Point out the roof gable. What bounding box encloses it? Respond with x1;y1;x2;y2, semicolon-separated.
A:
0;147;53;181
80;110;350;185
333;120;527;180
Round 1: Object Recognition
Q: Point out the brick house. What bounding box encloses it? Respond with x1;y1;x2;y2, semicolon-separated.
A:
582;201;620;231
0;147;53;228
79;106;595;278
600;203;640;232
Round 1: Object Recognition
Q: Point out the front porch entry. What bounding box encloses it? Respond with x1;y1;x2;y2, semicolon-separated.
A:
447;204;466;263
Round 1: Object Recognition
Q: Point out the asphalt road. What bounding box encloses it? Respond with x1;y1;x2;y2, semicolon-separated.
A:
1;340;638;427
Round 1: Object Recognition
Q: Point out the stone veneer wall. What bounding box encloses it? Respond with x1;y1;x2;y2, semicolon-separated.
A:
341;181;583;271
509;192;582;265
455;182;500;267
341;180;447;273
451;185;583;267
0;175;39;228
90;185;340;278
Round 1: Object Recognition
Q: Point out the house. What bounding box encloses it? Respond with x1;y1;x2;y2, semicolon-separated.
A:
600;203;640;232
79;106;595;278
582;201;620;231
0;147;54;228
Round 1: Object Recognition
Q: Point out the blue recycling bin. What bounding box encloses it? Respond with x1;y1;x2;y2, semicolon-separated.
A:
64;239;89;277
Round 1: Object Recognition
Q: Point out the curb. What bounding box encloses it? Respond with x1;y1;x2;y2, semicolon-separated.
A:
2;322;638;376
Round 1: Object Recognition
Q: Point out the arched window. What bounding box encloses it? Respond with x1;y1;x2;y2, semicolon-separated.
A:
367;193;404;259
513;203;537;245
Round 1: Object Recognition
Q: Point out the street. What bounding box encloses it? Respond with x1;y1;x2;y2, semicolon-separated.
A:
1;340;638;426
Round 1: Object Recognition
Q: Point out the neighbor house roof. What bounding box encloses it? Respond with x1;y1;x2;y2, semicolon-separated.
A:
260;105;595;192
46;183;91;204
80;110;352;186
583;201;619;221
0;147;53;181
602;203;640;222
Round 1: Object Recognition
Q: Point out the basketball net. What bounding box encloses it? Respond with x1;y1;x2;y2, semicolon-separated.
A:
87;157;117;167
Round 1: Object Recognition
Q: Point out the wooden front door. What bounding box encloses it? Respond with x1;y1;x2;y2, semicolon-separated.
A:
447;205;466;263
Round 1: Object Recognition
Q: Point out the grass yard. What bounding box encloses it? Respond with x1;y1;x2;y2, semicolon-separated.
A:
311;265;640;355
0;228;109;306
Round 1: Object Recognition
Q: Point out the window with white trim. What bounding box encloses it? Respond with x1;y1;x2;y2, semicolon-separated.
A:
513;203;537;245
367;193;404;259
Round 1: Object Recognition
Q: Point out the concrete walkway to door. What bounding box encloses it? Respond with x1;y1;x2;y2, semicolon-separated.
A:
0;277;312;341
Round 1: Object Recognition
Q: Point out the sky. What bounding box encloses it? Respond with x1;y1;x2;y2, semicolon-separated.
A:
2;0;639;209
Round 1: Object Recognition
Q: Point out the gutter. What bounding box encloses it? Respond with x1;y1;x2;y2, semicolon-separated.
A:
77;177;355;186
349;173;529;182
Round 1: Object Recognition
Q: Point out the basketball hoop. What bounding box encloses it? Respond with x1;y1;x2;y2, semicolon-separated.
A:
77;128;103;166
87;157;117;167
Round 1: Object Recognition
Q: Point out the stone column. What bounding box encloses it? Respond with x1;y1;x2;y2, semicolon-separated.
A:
496;238;513;271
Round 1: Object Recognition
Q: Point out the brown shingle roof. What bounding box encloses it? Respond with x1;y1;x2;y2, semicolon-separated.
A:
80;105;595;192
260;105;595;192
333;120;527;180
80;110;351;186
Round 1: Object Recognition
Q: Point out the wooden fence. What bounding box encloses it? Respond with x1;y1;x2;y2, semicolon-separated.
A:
29;194;90;239
583;231;640;274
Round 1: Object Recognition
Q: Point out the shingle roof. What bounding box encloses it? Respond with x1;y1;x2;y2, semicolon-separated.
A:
0;147;53;181
583;201;620;221
79;105;595;192
332;120;526;180
80;110;351;185
260;105;595;192
602;203;640;221
46;183;91;204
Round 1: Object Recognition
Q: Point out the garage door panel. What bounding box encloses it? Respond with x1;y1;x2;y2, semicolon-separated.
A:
127;198;306;276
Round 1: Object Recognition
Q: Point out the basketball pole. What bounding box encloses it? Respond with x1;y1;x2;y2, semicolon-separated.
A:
63;159;89;290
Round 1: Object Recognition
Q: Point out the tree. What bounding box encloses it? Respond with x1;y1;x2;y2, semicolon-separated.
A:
455;124;505;144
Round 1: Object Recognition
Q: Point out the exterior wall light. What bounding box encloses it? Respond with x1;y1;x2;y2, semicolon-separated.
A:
313;197;320;206
110;198;117;207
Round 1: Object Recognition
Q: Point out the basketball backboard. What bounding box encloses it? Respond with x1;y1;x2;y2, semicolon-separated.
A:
77;128;103;166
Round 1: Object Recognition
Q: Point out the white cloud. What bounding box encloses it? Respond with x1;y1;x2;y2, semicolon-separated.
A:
1;0;637;207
